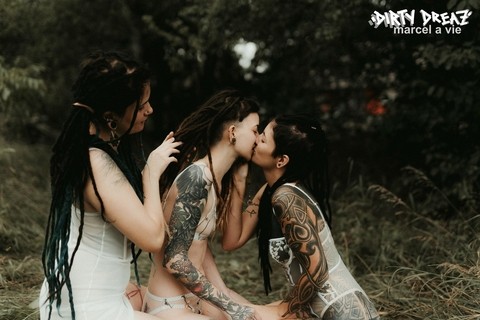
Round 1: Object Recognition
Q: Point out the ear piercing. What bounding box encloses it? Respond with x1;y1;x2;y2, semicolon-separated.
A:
106;119;117;130
105;118;119;147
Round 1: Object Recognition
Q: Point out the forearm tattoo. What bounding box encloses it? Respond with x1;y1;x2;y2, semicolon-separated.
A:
164;165;253;319
245;199;259;217
272;187;329;318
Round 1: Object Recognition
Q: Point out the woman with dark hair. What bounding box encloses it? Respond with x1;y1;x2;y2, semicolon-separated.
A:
143;89;260;320
39;50;181;320
223;114;380;319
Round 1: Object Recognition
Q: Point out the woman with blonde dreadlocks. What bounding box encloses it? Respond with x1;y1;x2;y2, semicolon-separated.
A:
39;50;181;320
143;90;261;320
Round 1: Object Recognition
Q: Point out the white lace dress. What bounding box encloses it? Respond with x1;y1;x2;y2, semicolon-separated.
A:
269;183;380;320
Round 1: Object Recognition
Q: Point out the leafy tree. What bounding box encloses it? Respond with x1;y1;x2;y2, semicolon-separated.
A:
0;56;46;140
1;0;478;207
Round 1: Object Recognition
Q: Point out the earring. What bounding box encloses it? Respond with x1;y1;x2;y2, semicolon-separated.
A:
107;119;117;130
230;137;236;145
106;119;119;147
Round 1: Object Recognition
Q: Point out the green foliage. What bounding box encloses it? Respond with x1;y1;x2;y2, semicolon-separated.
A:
0;57;45;105
1;135;479;319
2;1;478;167
333;164;479;319
1;2;479;317
0;138;49;319
0;56;46;140
368;1;480;187
0;140;49;254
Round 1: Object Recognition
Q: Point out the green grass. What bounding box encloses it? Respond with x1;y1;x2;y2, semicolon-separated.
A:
1;138;479;319
0;139;49;320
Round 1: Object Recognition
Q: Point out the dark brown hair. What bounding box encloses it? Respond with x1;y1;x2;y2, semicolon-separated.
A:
160;89;259;229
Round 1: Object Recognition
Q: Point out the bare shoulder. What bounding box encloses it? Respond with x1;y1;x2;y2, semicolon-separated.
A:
88;148;126;183
192;161;214;185
89;147;114;166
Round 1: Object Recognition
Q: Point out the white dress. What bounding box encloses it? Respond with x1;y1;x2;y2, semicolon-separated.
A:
39;205;134;320
269;183;379;320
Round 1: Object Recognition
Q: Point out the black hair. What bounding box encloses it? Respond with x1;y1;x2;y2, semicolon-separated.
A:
160;89;260;230
42;50;150;319
256;113;332;295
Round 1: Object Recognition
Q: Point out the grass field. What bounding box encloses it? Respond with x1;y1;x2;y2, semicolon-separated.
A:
1;138;479;320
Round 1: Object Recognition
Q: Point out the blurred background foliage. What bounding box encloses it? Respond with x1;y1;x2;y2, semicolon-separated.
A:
1;0;479;318
1;0;479;190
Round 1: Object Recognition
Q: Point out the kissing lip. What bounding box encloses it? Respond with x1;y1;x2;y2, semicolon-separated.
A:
249;148;256;161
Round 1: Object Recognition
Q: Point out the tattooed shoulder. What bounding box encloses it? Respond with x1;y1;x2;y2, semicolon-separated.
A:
272;185;325;232
272;184;298;198
271;185;305;221
175;163;211;198
196;162;214;185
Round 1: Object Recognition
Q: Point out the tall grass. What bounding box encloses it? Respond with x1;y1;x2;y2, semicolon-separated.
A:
330;164;480;319
0;139;478;319
0;138;49;320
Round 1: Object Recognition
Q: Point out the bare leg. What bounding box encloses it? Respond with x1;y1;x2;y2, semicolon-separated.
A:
134;310;169;320
201;300;229;320
140;308;213;320
266;300;282;306
126;282;146;311
251;302;284;320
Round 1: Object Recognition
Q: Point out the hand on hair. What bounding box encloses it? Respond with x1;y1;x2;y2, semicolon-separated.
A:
146;132;182;178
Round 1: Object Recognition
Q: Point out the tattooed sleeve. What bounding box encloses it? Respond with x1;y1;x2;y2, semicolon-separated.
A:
272;185;329;318
163;164;254;320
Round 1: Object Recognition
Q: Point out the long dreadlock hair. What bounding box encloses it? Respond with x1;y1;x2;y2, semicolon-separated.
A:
159;89;259;230
42;50;150;319
256;113;332;295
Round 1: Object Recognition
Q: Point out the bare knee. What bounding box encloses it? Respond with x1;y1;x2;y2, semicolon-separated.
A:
126;282;146;311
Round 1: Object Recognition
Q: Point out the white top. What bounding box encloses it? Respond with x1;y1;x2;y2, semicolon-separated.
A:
268;183;369;318
39;205;134;320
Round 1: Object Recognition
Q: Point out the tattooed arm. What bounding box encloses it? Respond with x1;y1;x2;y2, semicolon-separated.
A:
222;177;267;251
203;245;252;304
163;164;256;320
272;185;329;319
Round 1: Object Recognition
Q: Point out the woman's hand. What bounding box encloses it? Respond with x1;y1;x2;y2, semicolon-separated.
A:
146;131;182;178
229;304;261;320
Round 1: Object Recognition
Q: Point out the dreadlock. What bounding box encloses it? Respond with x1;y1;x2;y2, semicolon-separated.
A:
256;113;332;295
159;89;259;230
42;50;150;319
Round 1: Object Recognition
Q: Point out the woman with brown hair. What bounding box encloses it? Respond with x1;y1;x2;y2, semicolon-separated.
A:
144;89;261;320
